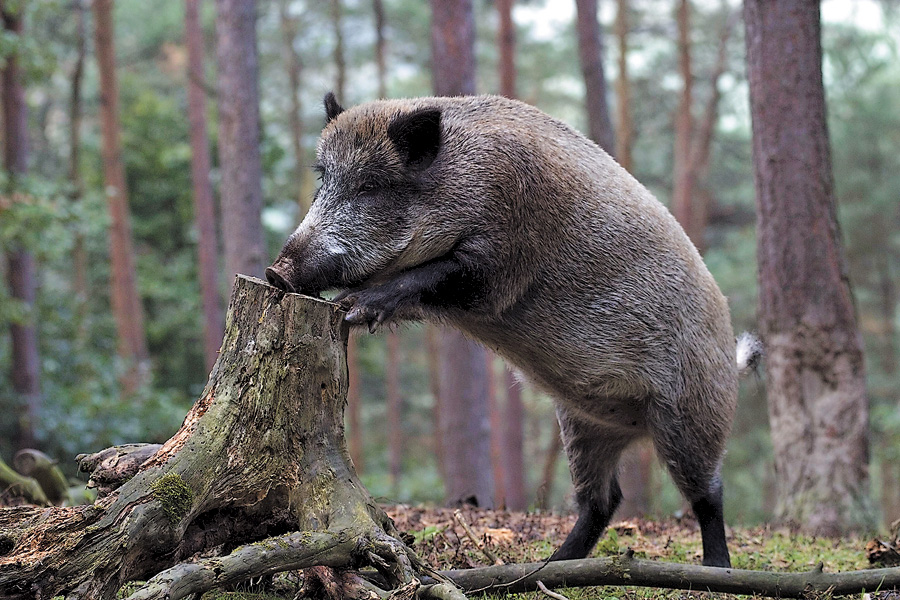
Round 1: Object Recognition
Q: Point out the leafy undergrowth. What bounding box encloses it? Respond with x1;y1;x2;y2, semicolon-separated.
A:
180;506;888;599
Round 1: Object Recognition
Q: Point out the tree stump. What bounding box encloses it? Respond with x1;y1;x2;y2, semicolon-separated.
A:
0;276;448;600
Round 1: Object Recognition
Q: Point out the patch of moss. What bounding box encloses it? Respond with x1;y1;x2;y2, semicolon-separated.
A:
150;473;194;523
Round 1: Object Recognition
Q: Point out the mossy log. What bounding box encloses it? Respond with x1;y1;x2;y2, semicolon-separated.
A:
0;276;448;600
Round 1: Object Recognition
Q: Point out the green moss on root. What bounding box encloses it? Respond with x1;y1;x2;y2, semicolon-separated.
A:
150;473;194;523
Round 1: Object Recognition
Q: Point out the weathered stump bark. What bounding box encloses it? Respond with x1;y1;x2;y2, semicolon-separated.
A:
0;276;434;600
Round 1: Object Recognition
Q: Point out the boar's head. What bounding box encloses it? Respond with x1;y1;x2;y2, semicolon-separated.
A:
266;93;454;297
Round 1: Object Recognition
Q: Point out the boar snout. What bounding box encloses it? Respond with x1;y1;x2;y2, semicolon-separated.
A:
265;264;295;293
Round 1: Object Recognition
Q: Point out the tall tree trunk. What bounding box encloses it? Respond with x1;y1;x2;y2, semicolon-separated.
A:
487;353;506;508
430;0;476;97
497;0;516;98
2;3;42;450
278;0;311;216
330;0;346;101
426;326;445;480
386;330;403;494
70;0;89;325
574;0;615;155
503;368;527;511
347;335;364;472
373;0;387;98
93;0;150;393
614;0;633;173
536;418;563;510
186;0;224;372
215;0;266;285
878;255;899;525
438;330;494;508
611;0;651;518
745;0;874;535
671;0;700;249
430;0;493;509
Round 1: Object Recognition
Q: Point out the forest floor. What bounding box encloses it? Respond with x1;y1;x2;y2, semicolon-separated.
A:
133;505;898;600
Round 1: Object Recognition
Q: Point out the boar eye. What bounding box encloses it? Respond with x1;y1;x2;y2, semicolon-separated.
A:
357;181;379;195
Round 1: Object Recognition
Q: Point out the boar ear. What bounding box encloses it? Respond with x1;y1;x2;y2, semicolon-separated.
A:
387;108;441;170
324;92;345;123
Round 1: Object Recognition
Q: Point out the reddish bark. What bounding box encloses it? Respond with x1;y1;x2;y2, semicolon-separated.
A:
386;330;403;493
429;0;494;509
278;0;310;215
614;0;633;173
502;368;527;511
373;0;387;98
745;0;873;534
93;0;150;393
185;0;224;371
215;0;267;284
671;0;698;248
2;4;42;449
430;0;476;96
536;418;562;510
497;0;516;99
574;0;615;155
487;353;506;508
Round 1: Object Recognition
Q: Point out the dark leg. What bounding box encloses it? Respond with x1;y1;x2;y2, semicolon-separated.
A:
692;477;730;567
550;478;622;561
649;408;732;568
549;409;633;561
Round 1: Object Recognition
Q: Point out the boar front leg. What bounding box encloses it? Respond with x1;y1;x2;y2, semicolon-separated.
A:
335;256;483;332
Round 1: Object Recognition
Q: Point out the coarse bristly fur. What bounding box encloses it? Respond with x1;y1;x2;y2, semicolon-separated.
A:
268;93;759;568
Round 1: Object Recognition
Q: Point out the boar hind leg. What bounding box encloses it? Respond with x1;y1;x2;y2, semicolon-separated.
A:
550;411;634;561
651;414;731;568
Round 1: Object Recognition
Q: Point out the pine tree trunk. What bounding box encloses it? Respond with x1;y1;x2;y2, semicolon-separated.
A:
0;277;429;600
185;0;224;371
93;0;150;391
387;330;403;493
278;0;311;216
497;0;516;99
373;0;387;98
671;0;700;250
502;368;527;511
3;4;42;449
574;0;615;155
429;0;494;508
745;0;874;535
215;0;266;285
487;353;506;508
70;0;89;328
330;0;346;101
614;0;633;173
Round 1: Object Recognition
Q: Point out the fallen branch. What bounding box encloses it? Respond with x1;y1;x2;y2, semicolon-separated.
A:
428;552;900;598
453;510;503;566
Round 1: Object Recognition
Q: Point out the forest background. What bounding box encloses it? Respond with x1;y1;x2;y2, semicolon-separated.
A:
0;0;898;531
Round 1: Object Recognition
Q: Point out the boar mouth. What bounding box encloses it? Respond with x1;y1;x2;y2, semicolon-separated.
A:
265;267;296;293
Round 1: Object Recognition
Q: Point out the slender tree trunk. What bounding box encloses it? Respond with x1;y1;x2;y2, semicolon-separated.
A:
373;0;387;98
426;326;445;480
745;0;874;535
186;0;224;371
330;0;346;101
497;0;516;99
430;0;494;509
574;0;616;155
2;4;41;449
70;0;89;322
878;255;899;525
347;335;364;472
536;418;562;510
671;0;700;249
614;0;633;173
93;0;150;393
438;330;494;508
386;330;403;494
487;353;506;508
430;0;476;97
617;441;654;518
215;0;266;285
503;368;527;511
278;0;311;216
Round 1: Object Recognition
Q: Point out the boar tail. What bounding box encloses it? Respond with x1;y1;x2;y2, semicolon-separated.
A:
735;332;764;377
